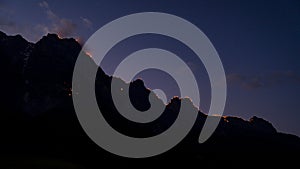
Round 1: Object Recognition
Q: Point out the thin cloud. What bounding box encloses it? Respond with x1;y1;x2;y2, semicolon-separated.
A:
227;70;300;90
53;19;76;37
80;17;93;29
1;1;87;42
38;1;77;38
38;1;49;8
46;9;57;20
0;1;43;42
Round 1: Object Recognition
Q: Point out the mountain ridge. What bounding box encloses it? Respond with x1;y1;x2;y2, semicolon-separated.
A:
0;29;298;137
0;31;299;168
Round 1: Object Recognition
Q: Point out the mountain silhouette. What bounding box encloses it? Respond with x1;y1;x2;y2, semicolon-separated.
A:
0;31;299;168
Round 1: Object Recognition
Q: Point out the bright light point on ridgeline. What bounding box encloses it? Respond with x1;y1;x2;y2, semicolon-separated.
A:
57;34;62;39
153;89;167;105
85;51;92;58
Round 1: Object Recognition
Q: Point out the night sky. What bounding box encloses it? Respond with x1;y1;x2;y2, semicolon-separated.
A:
1;0;300;136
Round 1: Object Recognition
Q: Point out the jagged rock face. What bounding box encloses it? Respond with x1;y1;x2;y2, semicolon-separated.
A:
0;31;280;135
249;116;277;133
26;34;81;84
23;34;81;115
0;32;30;115
129;79;151;111
0;31;299;168
0;31;290;136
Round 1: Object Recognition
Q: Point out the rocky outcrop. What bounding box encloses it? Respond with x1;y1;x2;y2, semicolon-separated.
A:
0;31;299;168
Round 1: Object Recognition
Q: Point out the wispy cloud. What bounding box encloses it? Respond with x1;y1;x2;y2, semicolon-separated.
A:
37;1;77;38
1;1;91;42
227;70;300;89
80;17;93;29
38;1;49;8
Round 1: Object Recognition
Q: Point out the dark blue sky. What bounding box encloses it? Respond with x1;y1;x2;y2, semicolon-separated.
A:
1;0;300;136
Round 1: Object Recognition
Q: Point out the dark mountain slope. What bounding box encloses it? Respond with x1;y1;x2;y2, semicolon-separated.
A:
0;31;299;168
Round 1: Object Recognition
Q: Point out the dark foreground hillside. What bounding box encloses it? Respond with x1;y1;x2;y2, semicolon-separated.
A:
0;31;299;168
